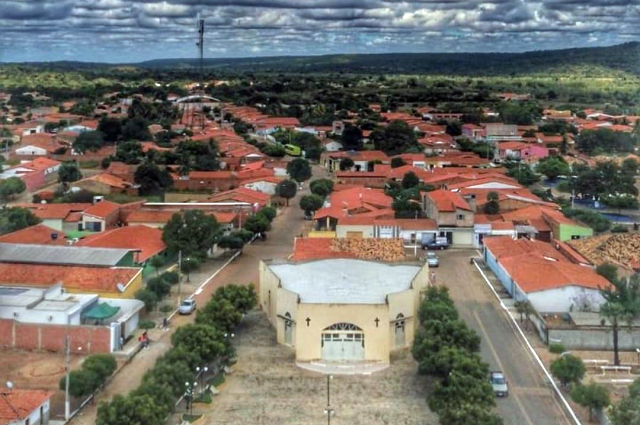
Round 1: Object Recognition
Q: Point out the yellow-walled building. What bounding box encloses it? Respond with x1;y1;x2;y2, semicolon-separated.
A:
260;258;429;364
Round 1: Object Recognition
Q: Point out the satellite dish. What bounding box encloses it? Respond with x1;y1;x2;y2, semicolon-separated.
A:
116;283;125;293
6;381;13;390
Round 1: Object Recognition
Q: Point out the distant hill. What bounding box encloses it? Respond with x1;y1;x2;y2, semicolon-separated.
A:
133;42;640;75
5;42;640;76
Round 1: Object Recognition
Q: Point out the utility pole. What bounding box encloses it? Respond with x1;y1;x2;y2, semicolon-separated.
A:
177;250;182;305
324;375;334;425
64;336;70;421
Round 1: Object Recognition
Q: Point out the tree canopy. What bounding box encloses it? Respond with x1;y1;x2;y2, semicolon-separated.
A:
162;210;220;259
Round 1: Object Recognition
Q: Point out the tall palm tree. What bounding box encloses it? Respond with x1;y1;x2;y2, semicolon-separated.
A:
600;274;640;366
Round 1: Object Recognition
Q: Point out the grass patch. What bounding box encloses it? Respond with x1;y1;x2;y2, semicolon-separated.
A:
207;374;225;388
194;391;212;404
79;160;99;169
182;413;203;423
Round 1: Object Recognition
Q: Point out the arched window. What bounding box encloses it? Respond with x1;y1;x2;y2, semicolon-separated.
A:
323;323;362;332
395;314;405;348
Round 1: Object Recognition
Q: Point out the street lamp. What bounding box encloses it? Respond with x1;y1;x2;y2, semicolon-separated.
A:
184;381;198;415
324;375;334;425
196;366;209;394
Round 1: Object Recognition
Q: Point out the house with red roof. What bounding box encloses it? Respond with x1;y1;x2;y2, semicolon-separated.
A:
313;187;393;231
0;389;53;425
495;141;549;162
426;152;490;168
81;200;121;232
14;133;66;157
336;217;437;244
15;203;90;232
422;189;474;246
483;236;609;313
206;187;272;209
0;157;61;191
76;225;166;264
462;123;485;141
71;173;138;196
322;150;390;173
0;224;65;246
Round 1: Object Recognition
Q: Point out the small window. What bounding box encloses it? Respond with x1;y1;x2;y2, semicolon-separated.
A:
457;214;465;220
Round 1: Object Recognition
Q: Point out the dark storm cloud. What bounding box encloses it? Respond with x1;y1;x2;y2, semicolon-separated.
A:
1;0;640;62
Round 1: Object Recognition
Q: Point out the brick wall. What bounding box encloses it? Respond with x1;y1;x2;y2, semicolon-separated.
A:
0;319;112;354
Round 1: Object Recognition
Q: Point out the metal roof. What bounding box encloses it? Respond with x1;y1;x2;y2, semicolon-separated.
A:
0;243;132;267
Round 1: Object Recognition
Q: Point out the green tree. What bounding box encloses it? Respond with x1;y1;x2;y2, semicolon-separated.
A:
596;263;619;283
0;207;40;234
402;171;420;189
160;270;179;285
82;354;117;383
0;177;26;202
176;139;219;172
536;156;571;180
134;161;173;195
97;117;123;142
59;369;99;399
506;163;540;186
287;158;312;182
150;256;164;276
339;158;354;171
256;206;277;222
341;125;363;151
550;354;585;387
310;179;334;198
196;298;243;333
218;235;245;250
180;257;200;283
484;191;500;215
371;120;418;155
244;215;271;234
147;276;171;299
276;180;297;206
115;141;143;164
122;116;151;141
213;284;257;313
162;210;220;259
391;157;407;168
571;382;610;421
96;394;166;425
299;194;324;214
135;288;158;312
171;324;227;363
73;131;104;153
58;162;82;187
600;274;640;365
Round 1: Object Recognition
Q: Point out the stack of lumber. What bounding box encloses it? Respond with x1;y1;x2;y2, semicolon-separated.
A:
569;234;640;269
331;238;406;262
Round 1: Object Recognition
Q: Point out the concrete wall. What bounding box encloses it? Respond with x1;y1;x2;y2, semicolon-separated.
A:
17;399;50;425
0;319;113;353
528;286;605;313
548;326;640;351
335;224;375;238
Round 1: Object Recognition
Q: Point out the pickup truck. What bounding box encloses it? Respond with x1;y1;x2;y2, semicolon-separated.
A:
490;371;509;397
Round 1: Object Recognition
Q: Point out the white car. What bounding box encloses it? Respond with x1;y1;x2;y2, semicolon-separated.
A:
178;299;196;315
426;252;439;267
490;371;509;397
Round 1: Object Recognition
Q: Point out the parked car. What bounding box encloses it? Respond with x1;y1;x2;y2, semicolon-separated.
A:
423;239;449;250
426;252;439;267
490;371;509;397
178;299;196;315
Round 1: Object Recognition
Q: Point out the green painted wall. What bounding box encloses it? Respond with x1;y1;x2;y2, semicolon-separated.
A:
558;223;593;241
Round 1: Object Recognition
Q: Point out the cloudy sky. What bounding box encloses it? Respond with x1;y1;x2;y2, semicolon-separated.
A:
0;0;639;63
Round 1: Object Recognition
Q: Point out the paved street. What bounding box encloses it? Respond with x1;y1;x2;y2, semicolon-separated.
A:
431;249;572;425
69;168;318;425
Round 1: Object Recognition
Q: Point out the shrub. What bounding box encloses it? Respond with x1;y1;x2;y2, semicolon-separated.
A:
160;271;179;285
135;289;158;312
147;276;171;298
256;206;276;222
60;369;99;399
83;354;117;382
139;319;156;330
611;225;629;233
549;343;566;354
551;354;585;387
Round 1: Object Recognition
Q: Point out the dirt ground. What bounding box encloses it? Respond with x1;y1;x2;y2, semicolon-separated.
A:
0;350;86;420
201;311;437;425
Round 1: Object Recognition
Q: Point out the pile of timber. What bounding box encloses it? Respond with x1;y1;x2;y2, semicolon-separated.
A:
331;238;406;262
569;234;640;269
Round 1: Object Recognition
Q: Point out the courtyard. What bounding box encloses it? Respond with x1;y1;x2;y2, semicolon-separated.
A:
201;311;437;425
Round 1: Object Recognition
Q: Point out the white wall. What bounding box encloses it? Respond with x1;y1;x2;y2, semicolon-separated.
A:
13;399;49;425
16;146;47;156
335;224;375;238
243;181;277;196
526;286;606;313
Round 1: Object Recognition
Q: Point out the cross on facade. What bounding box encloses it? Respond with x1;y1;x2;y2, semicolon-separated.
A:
306;317;311;326
374;317;380;328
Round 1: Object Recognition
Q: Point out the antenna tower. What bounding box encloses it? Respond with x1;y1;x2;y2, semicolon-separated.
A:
185;14;206;130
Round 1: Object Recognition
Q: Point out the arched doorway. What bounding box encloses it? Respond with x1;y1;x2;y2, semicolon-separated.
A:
395;314;405;348
321;323;364;361
284;312;293;345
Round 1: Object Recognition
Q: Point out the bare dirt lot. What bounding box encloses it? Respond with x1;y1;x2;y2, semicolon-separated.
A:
0;350;85;420
201;311;437;425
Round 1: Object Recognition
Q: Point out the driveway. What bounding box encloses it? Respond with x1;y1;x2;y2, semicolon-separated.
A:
431;249;573;425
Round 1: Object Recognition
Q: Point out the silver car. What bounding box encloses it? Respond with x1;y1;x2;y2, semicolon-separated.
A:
490;371;509;397
178;299;196;315
426;252;439;267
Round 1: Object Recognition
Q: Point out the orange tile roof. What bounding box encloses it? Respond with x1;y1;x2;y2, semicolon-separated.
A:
0;390;53;425
0;224;65;245
20;157;61;171
0;263;141;293
207;187;270;205
80;173;132;189
329;187;392;210
15;203;92;220
426;189;471;212
76;225;165;263
126;210;175;224
212;211;238;224
83;201;120;219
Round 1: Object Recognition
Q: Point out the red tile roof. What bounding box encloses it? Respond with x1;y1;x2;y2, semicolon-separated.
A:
83;201;120;219
76;225;165;263
15;203;92;220
426;189;471;212
0;390;52;425
126;210;175;224
0;224;65;245
0;263;141;293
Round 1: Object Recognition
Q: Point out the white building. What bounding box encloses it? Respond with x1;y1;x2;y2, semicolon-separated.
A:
0;389;52;425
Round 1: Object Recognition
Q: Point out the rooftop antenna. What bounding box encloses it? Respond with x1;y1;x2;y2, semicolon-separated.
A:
196;13;205;91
